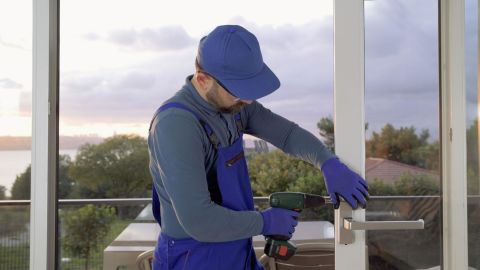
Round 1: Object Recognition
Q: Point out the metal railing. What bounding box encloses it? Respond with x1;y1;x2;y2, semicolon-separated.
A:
1;195;479;270
0;197;270;206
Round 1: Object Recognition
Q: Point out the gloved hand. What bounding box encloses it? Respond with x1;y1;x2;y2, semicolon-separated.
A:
260;207;299;238
321;157;369;209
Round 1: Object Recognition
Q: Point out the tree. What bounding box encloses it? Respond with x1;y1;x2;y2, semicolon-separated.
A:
317;117;441;170
69;135;150;199
10;155;75;200
366;124;439;170
316;116;369;154
394;173;439;196
248;151;331;221
368;173;439;196
58;155;75;198
61;204;115;270
10;165;31;200
368;179;396;196
248;150;327;197
317;117;335;152
0;185;6;200
466;120;480;194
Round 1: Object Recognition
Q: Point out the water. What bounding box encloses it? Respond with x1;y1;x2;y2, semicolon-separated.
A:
0;149;77;197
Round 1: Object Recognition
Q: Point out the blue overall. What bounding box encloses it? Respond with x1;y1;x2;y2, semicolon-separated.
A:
150;102;264;270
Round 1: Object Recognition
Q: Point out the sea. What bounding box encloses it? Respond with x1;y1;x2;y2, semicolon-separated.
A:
0;149;78;197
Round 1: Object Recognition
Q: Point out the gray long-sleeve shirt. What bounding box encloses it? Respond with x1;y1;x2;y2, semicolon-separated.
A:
148;75;334;242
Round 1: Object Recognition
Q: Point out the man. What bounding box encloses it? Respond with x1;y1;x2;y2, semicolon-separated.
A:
148;25;369;270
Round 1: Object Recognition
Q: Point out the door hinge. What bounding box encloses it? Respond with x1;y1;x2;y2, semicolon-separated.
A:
449;128;453;142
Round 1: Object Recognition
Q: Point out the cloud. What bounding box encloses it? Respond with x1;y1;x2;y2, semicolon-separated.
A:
59;65;184;124
57;1;451;141
361;0;441;139
105;25;196;51
54;19;336;136
0;78;22;89
0;36;25;50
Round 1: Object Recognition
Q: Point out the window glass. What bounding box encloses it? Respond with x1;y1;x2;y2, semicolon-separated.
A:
465;0;480;268
0;0;32;268
59;1;335;268
364;1;442;269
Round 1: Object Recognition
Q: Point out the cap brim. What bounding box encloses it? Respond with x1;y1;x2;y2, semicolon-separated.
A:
219;64;280;100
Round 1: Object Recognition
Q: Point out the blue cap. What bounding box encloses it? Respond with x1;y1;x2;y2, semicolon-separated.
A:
197;25;281;100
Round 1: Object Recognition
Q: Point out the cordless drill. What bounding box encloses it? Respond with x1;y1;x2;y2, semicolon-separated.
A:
263;192;328;260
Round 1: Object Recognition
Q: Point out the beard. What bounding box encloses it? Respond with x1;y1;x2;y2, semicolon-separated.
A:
206;84;248;114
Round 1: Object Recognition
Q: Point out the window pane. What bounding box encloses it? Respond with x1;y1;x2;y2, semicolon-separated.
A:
0;0;32;269
466;0;480;268
59;0;334;269
364;1;442;269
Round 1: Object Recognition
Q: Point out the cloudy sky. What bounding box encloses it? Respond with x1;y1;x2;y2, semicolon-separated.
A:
0;0;477;142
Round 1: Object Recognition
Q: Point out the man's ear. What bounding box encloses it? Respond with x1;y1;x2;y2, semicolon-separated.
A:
195;72;213;90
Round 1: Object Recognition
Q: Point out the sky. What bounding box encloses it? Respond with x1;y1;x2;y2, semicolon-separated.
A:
0;0;477;142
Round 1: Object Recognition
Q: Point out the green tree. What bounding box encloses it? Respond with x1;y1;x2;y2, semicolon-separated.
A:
61;204;115;270
368;173;439;196
366;124;439;170
316;117;439;170
69;135;150;199
59;155;75;198
468;167;480;195
368;179;396;196
317;117;335;152
0;185;6;200
10;155;75;200
10;165;31;200
248;150;327;197
394;173;439;195
467;120;479;172
466;120;480;195
316;116;369;154
248;151;331;221
0;207;29;238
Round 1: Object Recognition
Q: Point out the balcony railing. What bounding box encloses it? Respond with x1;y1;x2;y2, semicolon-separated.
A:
1;196;479;270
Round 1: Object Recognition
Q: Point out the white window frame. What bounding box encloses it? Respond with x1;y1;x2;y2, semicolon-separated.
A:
333;0;367;269
440;0;469;269
31;0;59;269
30;0;470;269
334;0;470;269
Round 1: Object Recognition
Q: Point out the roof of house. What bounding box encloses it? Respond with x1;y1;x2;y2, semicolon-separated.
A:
365;157;439;184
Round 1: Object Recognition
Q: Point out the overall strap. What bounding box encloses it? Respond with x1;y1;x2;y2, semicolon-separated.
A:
234;112;243;133
150;102;220;226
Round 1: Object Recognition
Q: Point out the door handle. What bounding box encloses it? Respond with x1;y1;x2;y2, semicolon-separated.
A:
343;218;424;230
335;202;425;245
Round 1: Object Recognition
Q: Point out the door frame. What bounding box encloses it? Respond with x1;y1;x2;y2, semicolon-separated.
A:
333;0;469;269
333;0;367;269
31;0;470;269
31;0;59;269
439;0;469;269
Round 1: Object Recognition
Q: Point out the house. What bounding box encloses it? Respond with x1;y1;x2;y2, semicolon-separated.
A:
365;157;440;184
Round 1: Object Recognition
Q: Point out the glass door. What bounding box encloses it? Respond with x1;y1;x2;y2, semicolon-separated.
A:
57;1;336;269
466;0;480;268
333;1;442;269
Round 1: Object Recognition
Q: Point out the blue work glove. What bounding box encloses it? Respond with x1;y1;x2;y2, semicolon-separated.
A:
260;207;299;238
321;157;369;209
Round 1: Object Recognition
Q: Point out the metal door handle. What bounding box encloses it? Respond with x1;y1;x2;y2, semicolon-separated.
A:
335;203;425;244
343;218;424;230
